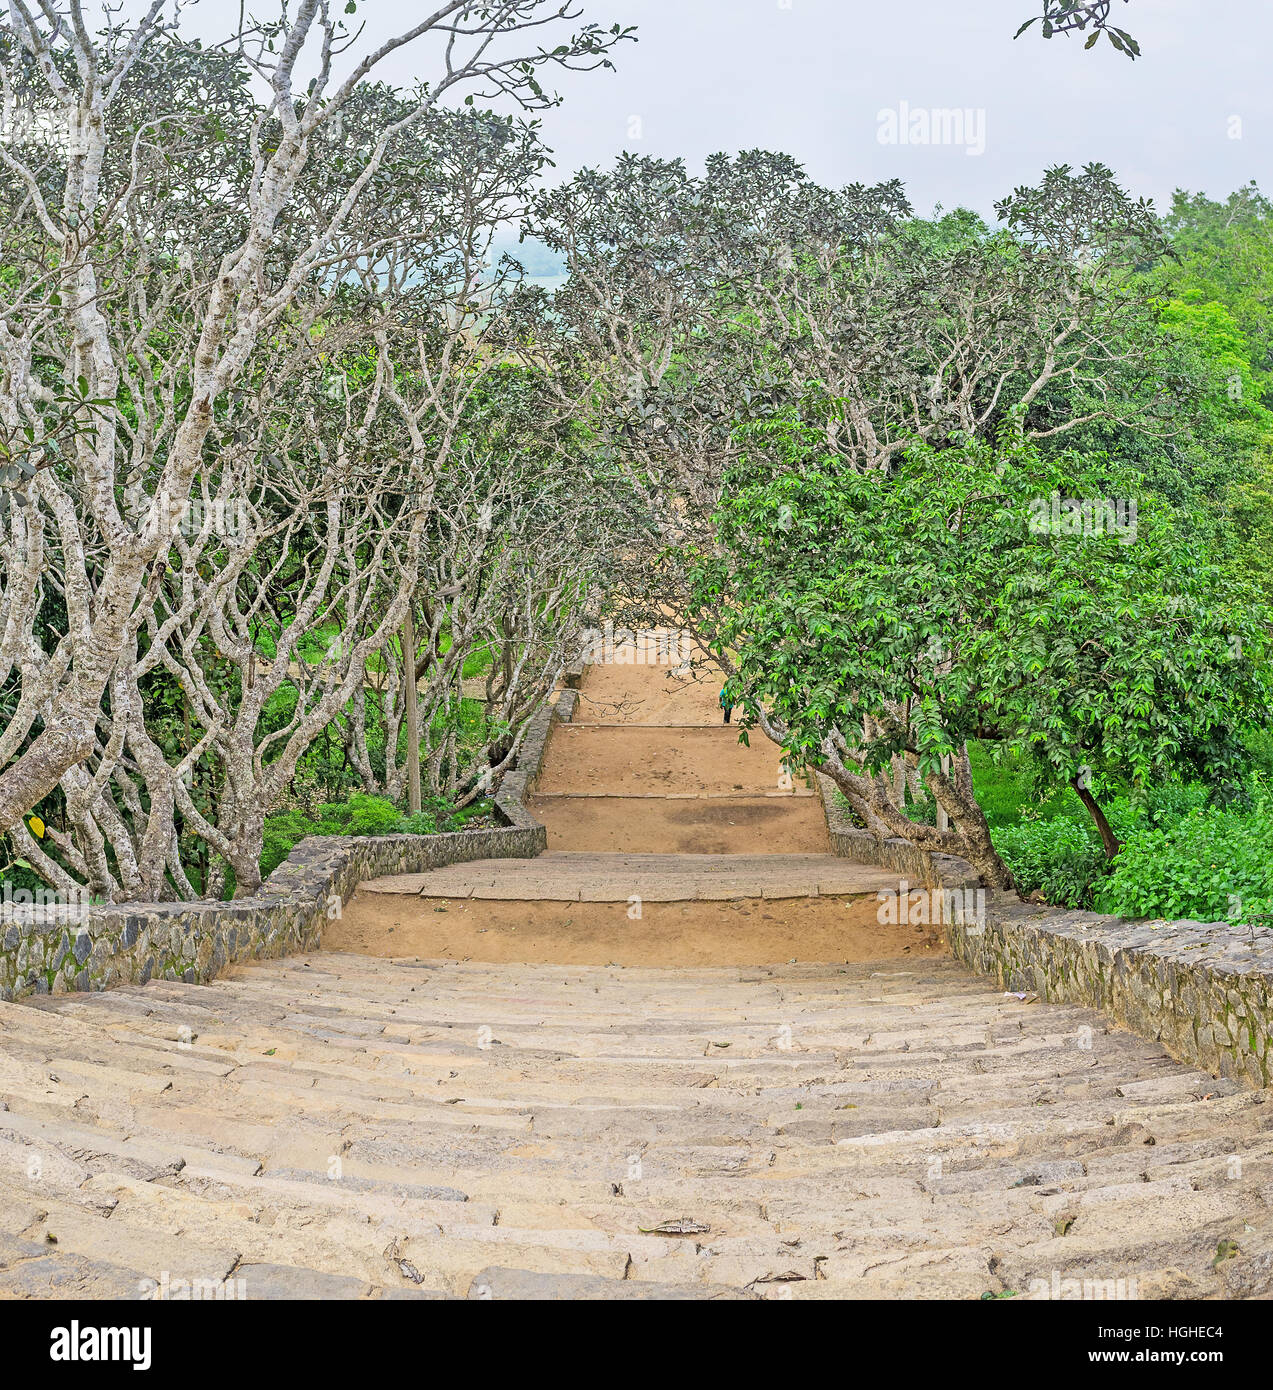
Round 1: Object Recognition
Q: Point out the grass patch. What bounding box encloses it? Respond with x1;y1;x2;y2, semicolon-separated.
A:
260;792;494;879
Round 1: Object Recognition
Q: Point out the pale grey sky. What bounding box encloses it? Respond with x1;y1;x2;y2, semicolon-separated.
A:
181;0;1271;219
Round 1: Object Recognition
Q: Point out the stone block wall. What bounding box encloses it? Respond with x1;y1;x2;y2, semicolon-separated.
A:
814;768;1273;1088
950;896;1273;1088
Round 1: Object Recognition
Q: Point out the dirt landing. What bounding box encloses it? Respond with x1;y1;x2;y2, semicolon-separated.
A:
536;724;804;796
326;893;944;967
571;657;724;725
529;795;832;854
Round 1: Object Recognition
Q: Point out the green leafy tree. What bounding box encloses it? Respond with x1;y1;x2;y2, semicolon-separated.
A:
686;417;1271;891
1164;185;1273;379
1156;187;1273;607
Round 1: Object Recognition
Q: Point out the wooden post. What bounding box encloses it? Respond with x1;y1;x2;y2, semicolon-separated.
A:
403;603;421;815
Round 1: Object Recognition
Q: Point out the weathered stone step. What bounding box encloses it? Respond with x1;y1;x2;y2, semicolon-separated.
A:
466;1265;758;1300
3;940;1268;1301
90;1168;638;1293
0;1110;189;1184
992;1215;1246;1292
11;1187;241;1289
360;852;901;903
178;1162;480;1216
787;1271;1001;1300
0;1232;153;1300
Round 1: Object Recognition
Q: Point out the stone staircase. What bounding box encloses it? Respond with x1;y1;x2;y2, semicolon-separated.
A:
4;651;1272;1300
529;665;832;855
3;950;1273;1300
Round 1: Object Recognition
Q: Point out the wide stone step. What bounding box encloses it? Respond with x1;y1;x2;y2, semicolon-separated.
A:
467;1265;758;1300
532;725;806;797
0;1233;154;1300
360;852;902;902
79;1171;639;1293
530;794;833;856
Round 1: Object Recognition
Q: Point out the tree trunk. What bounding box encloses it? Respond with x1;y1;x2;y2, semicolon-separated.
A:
228;814;265;899
403;606;422;816
815;740;1018;895
229;848;263;898
891;754;907;807
0;712;97;833
1073;779;1122;859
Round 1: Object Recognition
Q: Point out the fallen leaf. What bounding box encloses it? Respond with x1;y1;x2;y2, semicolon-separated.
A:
640;1218;710;1236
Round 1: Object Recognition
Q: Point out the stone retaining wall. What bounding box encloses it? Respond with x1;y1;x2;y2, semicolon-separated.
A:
0;686;578;1002
813;769;1272;1088
949;896;1273;1089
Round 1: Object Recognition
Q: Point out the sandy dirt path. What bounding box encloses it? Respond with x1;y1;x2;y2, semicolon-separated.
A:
529;654;832;853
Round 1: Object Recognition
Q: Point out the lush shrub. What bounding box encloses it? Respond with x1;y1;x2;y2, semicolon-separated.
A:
396;798;491;835
847;747;1273;925
989;775;1273;924
1094;794;1273;924
992;816;1108;907
311;793;406;837
260;793;493;879
835;745;1080;831
1103;781;1212;840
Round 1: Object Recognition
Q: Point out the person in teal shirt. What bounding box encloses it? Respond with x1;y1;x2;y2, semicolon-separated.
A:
719;685;733;724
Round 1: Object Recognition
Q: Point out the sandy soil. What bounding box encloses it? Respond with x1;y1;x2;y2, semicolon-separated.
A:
572;657;725;725
327;893;944;967
530;795;832;854
536;725;806;796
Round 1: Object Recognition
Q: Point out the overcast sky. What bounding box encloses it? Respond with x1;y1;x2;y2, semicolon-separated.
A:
181;0;1270;220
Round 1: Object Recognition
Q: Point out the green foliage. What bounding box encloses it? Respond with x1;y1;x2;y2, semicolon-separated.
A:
966;184;1273;915
309;793;405;837
1245;727;1273;779
259;793;492;879
989;771;1272;920
1151;186;1273;607
1094;790;1273;924
690;417;1272;818
1158;294;1267;417
1164;184;1273;382
396;800;490;835
967;743;1082;828
993;817;1108;908
1108;780;1214;832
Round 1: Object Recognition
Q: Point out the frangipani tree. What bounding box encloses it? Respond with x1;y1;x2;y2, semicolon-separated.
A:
533;158;1174;607
5;89;634;902
0;0;632;838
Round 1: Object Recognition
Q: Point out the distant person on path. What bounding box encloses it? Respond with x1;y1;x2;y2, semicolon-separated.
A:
720;686;733;724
